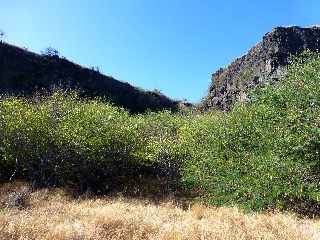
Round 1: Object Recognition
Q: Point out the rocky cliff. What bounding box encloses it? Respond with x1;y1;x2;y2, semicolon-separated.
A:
0;42;178;113
202;26;320;111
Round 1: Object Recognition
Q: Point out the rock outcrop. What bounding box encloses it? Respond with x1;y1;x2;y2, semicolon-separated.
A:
0;42;179;113
202;26;320;111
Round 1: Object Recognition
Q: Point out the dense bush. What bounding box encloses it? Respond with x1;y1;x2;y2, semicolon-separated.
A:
179;51;320;213
0;92;185;193
0;51;319;213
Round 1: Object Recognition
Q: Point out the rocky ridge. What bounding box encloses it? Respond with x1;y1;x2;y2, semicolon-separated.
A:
202;26;320;111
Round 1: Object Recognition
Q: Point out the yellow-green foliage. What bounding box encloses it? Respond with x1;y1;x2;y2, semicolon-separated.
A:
179;51;320;212
0;51;319;213
0;92;185;192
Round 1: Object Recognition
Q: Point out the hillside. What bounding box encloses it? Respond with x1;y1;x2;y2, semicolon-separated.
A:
0;42;179;113
201;26;320;111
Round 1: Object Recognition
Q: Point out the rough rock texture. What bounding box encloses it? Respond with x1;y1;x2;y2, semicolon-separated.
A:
0;42;179;113
202;26;320;111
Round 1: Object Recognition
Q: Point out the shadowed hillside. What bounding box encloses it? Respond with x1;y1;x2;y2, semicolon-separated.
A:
0;42;179;113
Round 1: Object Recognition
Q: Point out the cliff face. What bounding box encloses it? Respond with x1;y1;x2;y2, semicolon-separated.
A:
202;26;320;111
0;42;178;113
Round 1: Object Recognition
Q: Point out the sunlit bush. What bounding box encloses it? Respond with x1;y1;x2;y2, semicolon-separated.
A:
180;51;320;213
0;51;319;213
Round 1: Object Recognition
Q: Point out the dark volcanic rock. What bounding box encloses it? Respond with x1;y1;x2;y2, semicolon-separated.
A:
202;26;320;111
0;42;179;113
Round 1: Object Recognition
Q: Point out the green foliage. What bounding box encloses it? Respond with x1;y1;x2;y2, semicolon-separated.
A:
0;51;319;214
0;91;185;192
179;50;320;212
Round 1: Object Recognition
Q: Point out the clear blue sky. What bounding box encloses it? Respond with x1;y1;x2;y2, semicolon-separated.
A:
1;1;320;102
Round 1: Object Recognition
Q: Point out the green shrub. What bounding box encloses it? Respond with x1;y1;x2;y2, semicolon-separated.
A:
179;51;320;213
0;51;319;214
0;91;185;193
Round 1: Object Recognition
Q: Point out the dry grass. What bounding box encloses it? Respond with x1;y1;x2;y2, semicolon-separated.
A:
0;182;320;240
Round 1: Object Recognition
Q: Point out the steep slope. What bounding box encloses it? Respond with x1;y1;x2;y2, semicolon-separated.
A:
0;42;178;113
202;26;320;111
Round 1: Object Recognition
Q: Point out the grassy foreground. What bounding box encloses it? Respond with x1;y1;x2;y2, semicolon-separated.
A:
1;182;320;240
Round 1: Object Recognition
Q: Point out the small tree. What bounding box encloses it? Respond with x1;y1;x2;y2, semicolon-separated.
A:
0;30;5;42
91;66;100;73
41;47;60;57
153;88;162;95
95;66;100;73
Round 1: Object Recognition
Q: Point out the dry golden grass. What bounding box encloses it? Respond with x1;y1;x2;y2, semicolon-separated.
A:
0;182;320;240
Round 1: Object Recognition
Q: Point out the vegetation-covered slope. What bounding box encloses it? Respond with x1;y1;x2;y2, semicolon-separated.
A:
0;42;179;113
0;51;319;215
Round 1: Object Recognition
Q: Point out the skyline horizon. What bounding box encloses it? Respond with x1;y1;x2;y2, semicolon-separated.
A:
1;1;320;102
2;24;318;104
